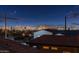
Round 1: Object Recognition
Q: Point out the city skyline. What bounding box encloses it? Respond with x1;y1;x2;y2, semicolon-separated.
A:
0;5;79;26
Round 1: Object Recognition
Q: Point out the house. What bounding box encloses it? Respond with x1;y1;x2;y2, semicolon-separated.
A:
30;35;79;52
33;30;53;39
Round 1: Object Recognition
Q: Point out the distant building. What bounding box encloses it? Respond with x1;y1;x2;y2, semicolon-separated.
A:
0;25;79;31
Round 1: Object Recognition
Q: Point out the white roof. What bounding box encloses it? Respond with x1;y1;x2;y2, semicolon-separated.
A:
34;30;53;39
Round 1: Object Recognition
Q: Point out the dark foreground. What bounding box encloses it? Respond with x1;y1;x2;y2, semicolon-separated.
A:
0;37;79;53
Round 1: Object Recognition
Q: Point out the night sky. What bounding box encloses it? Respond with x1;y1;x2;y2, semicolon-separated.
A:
0;5;79;26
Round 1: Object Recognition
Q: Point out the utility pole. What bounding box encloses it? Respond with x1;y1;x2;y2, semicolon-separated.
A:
0;12;20;39
65;16;67;31
64;16;67;35
4;14;7;39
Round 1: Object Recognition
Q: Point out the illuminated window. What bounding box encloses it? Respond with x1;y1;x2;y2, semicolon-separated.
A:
43;46;49;49
51;47;58;50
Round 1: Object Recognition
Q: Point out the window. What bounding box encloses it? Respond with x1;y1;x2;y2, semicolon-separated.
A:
43;46;49;49
51;47;58;50
63;51;71;53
